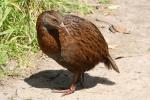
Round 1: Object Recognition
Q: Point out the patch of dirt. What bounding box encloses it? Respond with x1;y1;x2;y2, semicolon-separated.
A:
1;0;150;100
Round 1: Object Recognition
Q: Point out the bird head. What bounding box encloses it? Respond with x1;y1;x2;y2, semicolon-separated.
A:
37;10;69;35
42;10;65;30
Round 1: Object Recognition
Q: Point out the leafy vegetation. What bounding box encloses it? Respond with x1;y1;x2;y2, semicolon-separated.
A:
0;0;93;77
99;0;110;4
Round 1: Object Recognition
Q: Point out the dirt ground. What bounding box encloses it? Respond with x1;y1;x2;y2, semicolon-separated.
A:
0;0;150;100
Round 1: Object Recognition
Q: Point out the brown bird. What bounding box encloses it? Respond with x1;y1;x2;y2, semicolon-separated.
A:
36;10;119;96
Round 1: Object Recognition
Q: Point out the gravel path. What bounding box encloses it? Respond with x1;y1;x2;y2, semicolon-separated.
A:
0;0;150;100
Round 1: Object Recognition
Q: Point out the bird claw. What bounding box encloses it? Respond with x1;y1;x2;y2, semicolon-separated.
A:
52;88;75;96
52;89;70;93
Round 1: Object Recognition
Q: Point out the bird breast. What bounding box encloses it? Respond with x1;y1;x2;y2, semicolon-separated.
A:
37;26;61;59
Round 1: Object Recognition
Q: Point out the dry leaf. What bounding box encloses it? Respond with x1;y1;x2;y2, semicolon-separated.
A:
109;25;128;34
113;25;127;33
109;25;116;33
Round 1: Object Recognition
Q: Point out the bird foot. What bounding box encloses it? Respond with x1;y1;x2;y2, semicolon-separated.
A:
79;81;84;88
52;88;75;96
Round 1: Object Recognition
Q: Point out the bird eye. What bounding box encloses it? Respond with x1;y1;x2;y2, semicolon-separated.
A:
52;18;58;23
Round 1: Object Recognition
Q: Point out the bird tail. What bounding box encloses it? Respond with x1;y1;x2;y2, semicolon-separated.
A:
104;55;120;73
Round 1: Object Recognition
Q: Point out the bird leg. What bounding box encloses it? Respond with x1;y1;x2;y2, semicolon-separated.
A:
52;72;81;96
79;73;84;87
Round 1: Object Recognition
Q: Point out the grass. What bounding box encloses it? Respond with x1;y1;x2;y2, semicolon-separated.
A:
99;0;110;4
0;0;93;77
0;0;111;78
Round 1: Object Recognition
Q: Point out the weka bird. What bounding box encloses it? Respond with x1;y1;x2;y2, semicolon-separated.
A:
36;10;119;95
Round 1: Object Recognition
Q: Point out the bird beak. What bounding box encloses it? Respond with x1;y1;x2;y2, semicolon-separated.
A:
58;22;70;34
59;22;65;28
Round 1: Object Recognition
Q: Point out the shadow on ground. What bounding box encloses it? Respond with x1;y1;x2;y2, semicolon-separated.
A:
24;69;115;90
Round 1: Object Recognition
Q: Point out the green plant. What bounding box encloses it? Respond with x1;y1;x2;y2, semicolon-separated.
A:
99;0;110;4
0;0;93;77
0;0;38;66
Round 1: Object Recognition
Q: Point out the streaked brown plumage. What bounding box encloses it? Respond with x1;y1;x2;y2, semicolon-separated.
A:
36;10;119;96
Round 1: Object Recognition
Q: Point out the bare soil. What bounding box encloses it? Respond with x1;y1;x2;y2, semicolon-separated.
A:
0;0;150;100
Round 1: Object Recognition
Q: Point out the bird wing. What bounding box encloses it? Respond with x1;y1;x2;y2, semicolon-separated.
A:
59;15;109;67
